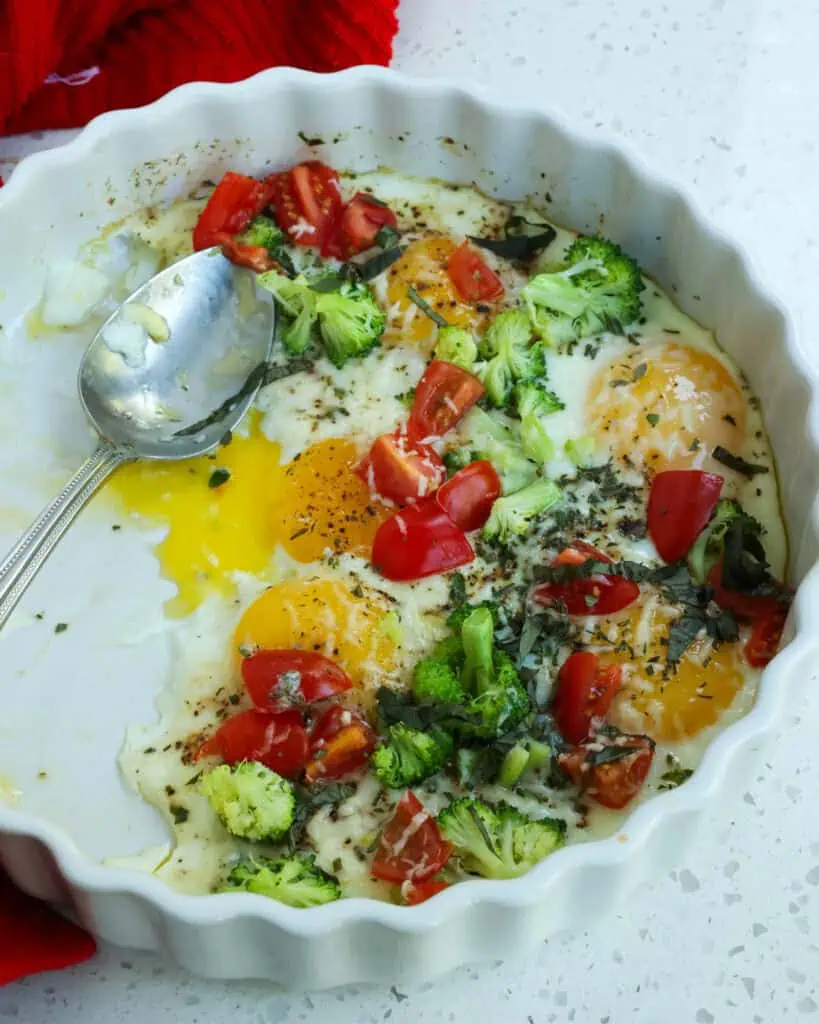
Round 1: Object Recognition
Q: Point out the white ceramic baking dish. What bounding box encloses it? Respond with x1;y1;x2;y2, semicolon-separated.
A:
0;67;817;989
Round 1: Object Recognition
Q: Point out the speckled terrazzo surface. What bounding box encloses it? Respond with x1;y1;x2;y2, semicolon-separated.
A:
3;0;819;1020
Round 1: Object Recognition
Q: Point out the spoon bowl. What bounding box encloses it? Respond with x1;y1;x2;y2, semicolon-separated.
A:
0;245;276;628
79;247;275;459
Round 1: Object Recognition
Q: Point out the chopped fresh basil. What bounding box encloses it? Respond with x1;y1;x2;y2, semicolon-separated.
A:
352;245;404;281
208;467;231;489
712;446;769;478
468;225;556;261
407;287;449;327
646;413;660;427
375;225;401;250
376;686;478;731
449;572;468;607
297;131;324;146
660;767;694;788
175;363;266;437
632;362;647;382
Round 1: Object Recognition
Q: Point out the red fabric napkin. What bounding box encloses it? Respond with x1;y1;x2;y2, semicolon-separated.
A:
0;0;399;982
0;872;96;984
0;0;399;134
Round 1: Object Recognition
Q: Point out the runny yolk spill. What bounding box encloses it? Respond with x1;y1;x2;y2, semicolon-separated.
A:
588;341;747;472
385;236;492;352
595;602;746;742
233;578;396;687
109;419;389;616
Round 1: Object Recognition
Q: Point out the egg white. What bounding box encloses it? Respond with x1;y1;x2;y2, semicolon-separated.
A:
95;169;789;897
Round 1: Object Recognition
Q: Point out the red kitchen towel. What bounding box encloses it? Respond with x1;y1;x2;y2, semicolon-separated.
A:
0;872;96;984
0;0;400;134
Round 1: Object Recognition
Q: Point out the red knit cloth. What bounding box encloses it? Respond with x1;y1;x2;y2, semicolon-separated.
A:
0;0;399;983
0;0;399;134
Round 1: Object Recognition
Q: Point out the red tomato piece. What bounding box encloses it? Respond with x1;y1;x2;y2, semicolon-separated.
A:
708;562;788;620
241;650;352;708
552;652;622;744
372;498;474;582
197;708;309;778
648;470;724;563
305;704;376;783
744;609;788;667
358;432;445;506
446;241;504;303
532;573;639;616
436;460;501;532
408;360;485;441
371;791;452;884
403;880;450;905
559;735;655;810
323;192;398;259
214;234;276;273
267;162;343;249
193;171;273;251
553;540;612;566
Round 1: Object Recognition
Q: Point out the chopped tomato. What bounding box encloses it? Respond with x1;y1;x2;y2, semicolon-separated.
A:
358;432;445;506
305;704;376;783
372;498;474;581
193;172;273;251
242;650;352;708
323;192;398;259
214;234;276;273
708;561;788;620
197;708;309;778
648;470;723;563
552;652;622;744
403;880;450;905
532;542;639;616
559;735;655;810
446;241;504;303
371;791;452;884
408;360;485;441
436;460;501;532
745;609;788;667
553;540;612;566
267;161;342;249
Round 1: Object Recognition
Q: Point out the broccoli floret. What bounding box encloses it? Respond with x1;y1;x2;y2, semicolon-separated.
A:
372;723;454;788
435;326;478;370
258;273;384;365
257;271;318;355
482;479;561;544
688;498;742;583
464;651;530;738
443;447;475;476
458;608;529;738
459;407;538;494
200;762;295;842
477;309;544;406
221;854;341;907
412;654;465;704
514;380;564;465
240;215;285;251
315;283;385;367
437;798;566;879
522;235;644;346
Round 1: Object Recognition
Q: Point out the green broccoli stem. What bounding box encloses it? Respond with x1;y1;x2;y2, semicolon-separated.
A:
497;744;530;786
460;606;495;695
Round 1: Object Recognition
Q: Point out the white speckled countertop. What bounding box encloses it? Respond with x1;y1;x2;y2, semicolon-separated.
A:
3;0;819;1020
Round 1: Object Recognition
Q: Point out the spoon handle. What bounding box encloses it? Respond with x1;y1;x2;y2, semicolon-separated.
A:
0;443;134;631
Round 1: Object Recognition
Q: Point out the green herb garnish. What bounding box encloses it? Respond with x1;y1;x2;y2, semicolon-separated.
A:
407;287;449;327
712;446;769;478
208;467;231;489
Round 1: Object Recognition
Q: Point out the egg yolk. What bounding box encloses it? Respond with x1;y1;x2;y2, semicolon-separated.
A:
385;236;490;351
587;341;747;471
110;420;389;615
594;601;746;742
233;578;395;687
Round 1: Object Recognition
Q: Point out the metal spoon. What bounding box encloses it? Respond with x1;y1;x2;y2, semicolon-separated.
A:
0;247;276;629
